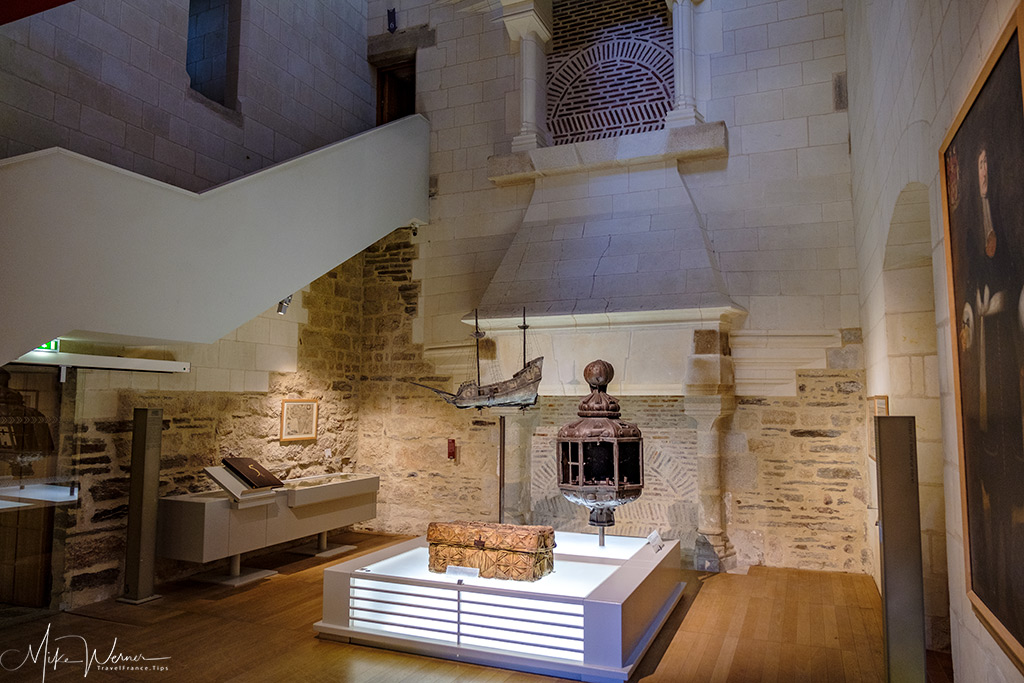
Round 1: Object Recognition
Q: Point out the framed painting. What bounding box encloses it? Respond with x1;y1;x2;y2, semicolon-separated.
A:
280;399;318;442
940;4;1024;672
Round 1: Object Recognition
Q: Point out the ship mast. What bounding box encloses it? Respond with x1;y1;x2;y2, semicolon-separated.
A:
518;307;528;370
471;308;485;386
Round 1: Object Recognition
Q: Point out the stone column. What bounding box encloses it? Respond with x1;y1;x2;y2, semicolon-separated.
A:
499;0;553;151
664;0;704;128
684;328;734;571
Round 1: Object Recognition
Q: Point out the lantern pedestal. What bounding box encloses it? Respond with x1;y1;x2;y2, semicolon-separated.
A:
316;531;683;682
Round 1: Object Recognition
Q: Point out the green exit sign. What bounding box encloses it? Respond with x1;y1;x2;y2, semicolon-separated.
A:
37;339;60;352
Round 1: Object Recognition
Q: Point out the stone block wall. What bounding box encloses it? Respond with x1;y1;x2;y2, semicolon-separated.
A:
366;0;530;350
373;0;860;378
881;184;948;650
186;0;232;105
0;0;373;191
683;0;857;334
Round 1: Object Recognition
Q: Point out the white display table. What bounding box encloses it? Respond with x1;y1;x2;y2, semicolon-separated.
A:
157;472;378;585
314;531;683;683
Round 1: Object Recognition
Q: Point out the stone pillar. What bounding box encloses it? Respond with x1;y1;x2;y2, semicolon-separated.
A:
664;0;704;128
499;0;553;151
685;328;734;571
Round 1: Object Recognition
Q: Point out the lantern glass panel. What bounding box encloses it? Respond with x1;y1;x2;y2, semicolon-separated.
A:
618;441;641;486
582;441;614;485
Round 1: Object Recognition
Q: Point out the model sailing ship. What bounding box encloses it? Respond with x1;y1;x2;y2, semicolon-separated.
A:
412;309;543;409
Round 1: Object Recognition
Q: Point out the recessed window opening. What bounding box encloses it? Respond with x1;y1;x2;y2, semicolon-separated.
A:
186;0;240;107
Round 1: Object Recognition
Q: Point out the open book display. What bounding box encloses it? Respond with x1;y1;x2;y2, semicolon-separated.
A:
203;459;283;506
222;457;284;490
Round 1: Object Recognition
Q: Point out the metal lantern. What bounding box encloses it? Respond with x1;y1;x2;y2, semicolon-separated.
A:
556;360;643;545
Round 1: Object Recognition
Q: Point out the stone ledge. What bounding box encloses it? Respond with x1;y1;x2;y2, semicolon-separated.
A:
368;25;436;66
486;121;729;186
469;304;747;332
731;329;844;396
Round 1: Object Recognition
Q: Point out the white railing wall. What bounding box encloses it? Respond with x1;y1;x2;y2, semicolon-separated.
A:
0;115;429;365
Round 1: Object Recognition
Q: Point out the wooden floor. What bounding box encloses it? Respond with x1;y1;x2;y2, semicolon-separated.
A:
0;532;952;682
638;565;885;682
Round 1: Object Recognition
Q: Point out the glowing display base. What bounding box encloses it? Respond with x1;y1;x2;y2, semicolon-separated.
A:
314;531;683;683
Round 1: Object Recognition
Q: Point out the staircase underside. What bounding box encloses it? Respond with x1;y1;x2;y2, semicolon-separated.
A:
0;115;430;365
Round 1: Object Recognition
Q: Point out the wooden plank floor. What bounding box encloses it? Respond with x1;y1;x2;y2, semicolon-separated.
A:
0;533;950;682
633;566;886;683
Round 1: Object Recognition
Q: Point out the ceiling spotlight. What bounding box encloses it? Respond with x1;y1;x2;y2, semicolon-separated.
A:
277;295;292;315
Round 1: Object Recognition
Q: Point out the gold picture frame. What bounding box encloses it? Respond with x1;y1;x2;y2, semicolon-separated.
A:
868;395;889;417
280;399;318;442
939;4;1024;672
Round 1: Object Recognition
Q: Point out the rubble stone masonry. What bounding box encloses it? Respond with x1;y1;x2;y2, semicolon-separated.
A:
355;231;503;535
530;368;869;573
727;369;871;573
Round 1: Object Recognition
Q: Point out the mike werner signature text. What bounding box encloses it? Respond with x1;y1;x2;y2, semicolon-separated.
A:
1;623;170;680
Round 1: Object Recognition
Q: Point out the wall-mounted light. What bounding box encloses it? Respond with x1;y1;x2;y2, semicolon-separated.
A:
277;295;293;315
387;8;397;33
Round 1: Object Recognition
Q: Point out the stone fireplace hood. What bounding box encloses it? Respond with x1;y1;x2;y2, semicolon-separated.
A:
464;123;746;396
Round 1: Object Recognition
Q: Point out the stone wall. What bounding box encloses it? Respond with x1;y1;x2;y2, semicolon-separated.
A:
882;184;948;650
388;0;859;361
186;0;233;105
368;0;528;350
529;369;869;574
355;230;503;535
727;369;870;573
0;0;373;191
682;0;856;334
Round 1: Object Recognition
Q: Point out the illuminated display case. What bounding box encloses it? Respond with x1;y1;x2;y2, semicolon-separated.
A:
315;531;683;682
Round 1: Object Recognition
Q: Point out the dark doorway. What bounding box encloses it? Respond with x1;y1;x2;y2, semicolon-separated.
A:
377;60;416;125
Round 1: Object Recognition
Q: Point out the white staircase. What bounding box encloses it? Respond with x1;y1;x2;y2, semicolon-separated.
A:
0;115;429;366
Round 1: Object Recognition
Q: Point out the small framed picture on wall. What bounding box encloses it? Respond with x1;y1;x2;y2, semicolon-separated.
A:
868;395;889;417
281;399;318;442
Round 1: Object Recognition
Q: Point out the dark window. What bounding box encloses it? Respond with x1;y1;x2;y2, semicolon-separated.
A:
377;60;416;125
618;441;641;486
186;0;239;107
582;441;614;485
